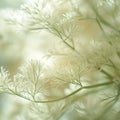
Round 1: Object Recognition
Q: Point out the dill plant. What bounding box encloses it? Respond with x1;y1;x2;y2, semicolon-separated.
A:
0;0;120;120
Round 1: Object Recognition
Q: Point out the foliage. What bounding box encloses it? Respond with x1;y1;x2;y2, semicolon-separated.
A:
0;0;120;119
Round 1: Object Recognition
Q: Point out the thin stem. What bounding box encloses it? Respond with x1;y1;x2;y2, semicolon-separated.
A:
88;1;120;33
7;81;113;103
33;81;113;103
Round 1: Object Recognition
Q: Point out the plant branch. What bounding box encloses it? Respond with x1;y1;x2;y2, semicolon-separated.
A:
7;81;113;103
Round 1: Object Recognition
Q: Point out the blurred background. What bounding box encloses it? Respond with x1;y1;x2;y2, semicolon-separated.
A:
0;0;24;9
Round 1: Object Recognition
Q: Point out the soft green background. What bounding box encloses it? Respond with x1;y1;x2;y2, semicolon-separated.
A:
0;0;24;9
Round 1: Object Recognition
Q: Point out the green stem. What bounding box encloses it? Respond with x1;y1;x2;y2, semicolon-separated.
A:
7;81;113;103
33;81;113;103
88;1;120;33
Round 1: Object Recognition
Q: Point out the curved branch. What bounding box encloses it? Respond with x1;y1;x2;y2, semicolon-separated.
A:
7;81;113;103
33;81;113;103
